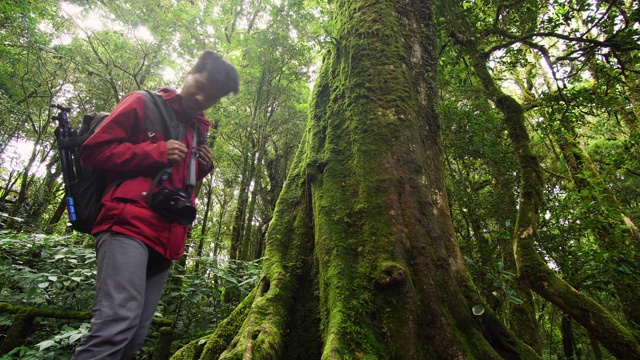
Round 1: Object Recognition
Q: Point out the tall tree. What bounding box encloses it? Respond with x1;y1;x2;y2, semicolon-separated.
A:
173;0;539;358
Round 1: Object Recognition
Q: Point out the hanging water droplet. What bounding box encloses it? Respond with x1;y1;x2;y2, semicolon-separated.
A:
472;305;485;316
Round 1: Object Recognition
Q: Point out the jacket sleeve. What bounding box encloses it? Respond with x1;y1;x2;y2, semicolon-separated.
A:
80;92;169;171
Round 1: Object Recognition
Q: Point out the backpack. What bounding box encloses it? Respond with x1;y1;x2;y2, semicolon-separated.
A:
54;90;180;233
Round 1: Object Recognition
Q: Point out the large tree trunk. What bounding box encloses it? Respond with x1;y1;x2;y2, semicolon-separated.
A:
173;1;538;359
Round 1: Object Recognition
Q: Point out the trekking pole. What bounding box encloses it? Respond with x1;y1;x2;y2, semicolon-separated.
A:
52;104;79;222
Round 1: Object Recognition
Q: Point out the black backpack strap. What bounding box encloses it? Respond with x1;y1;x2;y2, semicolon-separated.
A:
194;123;206;147
138;90;184;140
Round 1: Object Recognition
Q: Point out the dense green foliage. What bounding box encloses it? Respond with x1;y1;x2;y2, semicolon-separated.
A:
0;231;260;359
436;0;640;357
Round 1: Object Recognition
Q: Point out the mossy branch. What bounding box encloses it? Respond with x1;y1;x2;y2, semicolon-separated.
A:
459;41;640;358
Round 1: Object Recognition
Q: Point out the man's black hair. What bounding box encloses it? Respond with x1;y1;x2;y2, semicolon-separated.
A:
191;50;240;97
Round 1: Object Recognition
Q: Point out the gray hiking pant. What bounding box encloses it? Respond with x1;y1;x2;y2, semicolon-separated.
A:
73;232;171;360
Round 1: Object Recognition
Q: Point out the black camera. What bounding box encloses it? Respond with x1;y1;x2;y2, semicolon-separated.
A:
150;187;196;225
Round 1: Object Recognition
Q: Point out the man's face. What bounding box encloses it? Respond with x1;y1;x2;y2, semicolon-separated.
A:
180;71;225;115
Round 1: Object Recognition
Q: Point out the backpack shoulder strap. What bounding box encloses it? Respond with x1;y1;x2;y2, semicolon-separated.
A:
138;90;182;140
194;122;206;147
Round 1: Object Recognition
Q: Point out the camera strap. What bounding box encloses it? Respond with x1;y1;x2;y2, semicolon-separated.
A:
146;121;200;207
146;166;172;207
186;121;198;195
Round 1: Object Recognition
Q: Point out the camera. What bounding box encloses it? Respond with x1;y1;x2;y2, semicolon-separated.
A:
150;187;196;225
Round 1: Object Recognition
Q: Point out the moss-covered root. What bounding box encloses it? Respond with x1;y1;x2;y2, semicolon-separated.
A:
475;309;540;360
456;273;541;360
171;289;256;360
170;335;211;360
209;273;296;359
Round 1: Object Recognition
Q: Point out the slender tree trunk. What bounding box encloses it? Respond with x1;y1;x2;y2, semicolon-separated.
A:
195;179;214;274
589;334;603;360
229;66;269;260
561;312;577;360
212;188;233;259
25;172;57;227
7;138;40;229
200;179;214;239
241;148;265;261
253;224;267;260
229;152;253;260
0;169;18;202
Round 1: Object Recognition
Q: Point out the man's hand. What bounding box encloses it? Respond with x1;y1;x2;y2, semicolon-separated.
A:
197;145;213;169
166;140;188;163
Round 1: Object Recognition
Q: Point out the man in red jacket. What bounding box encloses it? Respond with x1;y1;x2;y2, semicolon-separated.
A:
73;50;239;360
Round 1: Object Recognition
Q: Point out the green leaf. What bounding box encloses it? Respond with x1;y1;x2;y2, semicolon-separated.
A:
36;339;56;351
26;286;37;300
69;332;84;343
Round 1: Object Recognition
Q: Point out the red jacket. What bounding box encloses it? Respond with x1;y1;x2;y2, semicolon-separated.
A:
81;88;213;260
